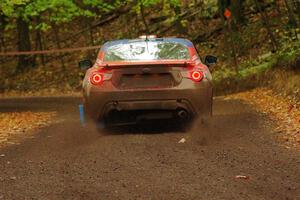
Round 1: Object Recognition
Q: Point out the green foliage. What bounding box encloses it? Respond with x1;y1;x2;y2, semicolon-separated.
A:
0;0;123;28
131;0;160;15
35;22;50;31
202;0;218;18
47;0;93;24
138;0;162;7
0;0;27;16
83;0;122;12
132;0;180;15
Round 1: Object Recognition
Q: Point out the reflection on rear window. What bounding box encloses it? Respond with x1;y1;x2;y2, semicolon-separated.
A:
104;41;190;61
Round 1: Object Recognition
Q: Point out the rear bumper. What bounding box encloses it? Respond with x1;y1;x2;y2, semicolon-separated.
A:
83;79;213;121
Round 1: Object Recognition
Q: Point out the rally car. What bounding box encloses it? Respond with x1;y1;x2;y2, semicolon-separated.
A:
79;36;217;126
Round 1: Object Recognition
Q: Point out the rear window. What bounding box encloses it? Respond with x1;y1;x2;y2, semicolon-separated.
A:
104;41;190;61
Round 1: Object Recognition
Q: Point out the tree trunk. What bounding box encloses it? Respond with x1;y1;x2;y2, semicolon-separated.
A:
218;0;225;25
283;0;297;26
172;4;188;36
52;24;65;69
253;0;278;52
134;13;140;33
0;36;5;52
274;0;282;15
139;1;150;34
227;20;239;74
217;0;238;73
232;0;245;24
16;17;34;72
35;18;45;66
89;25;94;46
83;18;96;60
35;28;45;66
296;1;300;19
0;15;7;52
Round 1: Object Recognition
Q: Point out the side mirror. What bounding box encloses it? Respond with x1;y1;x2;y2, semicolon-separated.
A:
79;59;93;70
204;55;217;66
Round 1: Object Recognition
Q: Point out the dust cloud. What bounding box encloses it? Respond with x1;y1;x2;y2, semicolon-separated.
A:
188;117;221;146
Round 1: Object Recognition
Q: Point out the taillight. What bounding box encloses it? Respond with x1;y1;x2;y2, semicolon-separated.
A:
191;71;204;82
90;73;104;85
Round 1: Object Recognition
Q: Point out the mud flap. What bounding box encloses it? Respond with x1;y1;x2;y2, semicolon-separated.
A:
79;104;86;127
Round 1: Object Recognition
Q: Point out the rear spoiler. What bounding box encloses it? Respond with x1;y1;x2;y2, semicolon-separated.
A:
98;60;195;68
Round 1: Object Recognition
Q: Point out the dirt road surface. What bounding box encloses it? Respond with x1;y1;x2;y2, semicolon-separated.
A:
0;97;299;200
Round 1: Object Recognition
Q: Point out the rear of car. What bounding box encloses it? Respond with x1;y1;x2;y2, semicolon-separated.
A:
81;38;214;126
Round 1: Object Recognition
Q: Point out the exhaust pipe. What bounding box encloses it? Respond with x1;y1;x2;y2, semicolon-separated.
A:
177;110;188;119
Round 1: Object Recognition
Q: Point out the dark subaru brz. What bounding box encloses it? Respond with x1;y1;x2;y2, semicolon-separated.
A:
79;36;217;126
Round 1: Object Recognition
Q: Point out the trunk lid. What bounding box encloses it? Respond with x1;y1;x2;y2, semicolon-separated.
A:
105;62;187;89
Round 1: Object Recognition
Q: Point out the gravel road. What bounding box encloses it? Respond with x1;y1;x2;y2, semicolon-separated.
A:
0;97;299;200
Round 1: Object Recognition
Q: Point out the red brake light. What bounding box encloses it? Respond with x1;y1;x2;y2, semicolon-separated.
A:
191;71;204;82
90;73;103;85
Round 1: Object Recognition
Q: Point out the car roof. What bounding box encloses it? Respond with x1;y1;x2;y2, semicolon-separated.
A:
101;38;194;51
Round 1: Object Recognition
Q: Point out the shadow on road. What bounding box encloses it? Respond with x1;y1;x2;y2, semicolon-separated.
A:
98;120;186;135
